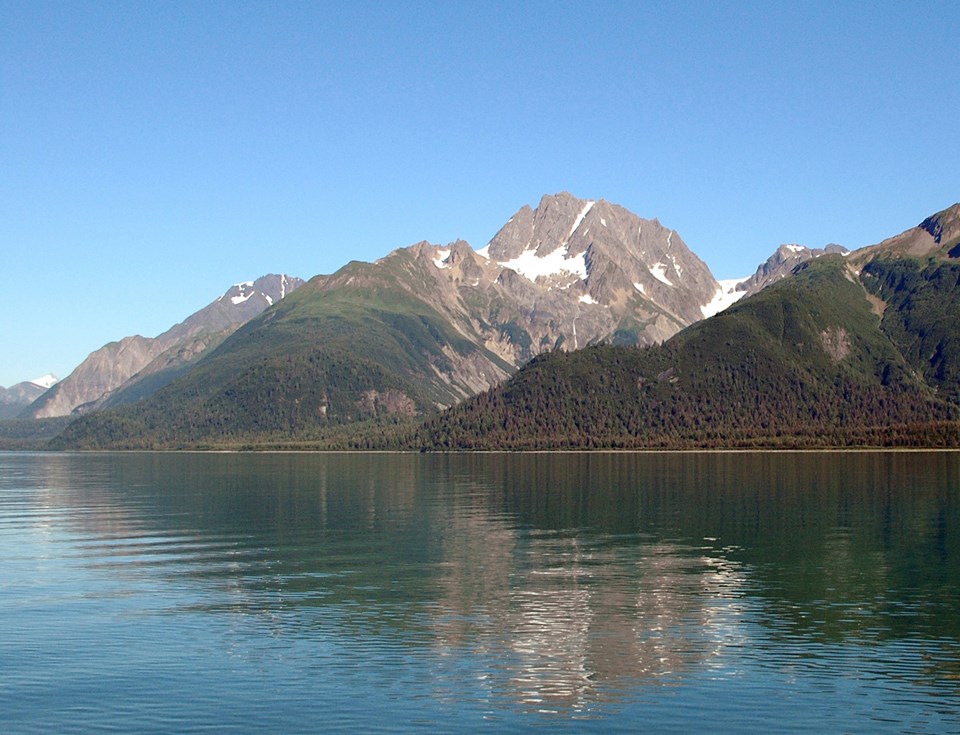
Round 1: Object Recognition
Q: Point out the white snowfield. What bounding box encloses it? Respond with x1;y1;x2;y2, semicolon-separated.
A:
468;240;589;283
649;263;673;286
227;281;257;305
218;277;293;307
30;374;59;389
498;247;588;283
461;201;598;284
700;278;747;318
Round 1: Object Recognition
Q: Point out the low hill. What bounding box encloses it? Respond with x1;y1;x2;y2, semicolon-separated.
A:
0;417;74;450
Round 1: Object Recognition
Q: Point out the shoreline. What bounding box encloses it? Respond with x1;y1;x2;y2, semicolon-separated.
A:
4;446;959;455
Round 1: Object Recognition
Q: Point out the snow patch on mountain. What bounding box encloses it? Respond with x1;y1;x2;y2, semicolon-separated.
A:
500;247;588;283
649;263;674;286
229;281;257;305
669;253;683;278
30;374;58;389
433;248;452;269
701;278;748;318
565;201;595;244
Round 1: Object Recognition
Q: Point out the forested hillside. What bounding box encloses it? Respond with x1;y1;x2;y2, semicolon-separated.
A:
861;258;960;404
52;259;512;449
411;256;960;449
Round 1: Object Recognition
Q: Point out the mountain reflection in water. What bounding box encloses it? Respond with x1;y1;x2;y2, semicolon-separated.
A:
1;451;958;731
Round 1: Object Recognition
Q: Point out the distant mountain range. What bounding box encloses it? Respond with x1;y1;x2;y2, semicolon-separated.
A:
19;274;303;419
38;192;958;450
21;193;728;433
6;192;957;449
0;375;58;420
41;195;750;444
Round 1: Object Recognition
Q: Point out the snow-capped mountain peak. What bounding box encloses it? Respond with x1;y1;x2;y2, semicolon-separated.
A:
30;374;59;389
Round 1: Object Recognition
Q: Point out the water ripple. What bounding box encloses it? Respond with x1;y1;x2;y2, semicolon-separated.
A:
1;451;959;732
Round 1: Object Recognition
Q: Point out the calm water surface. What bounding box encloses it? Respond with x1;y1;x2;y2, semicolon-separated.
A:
1;451;958;732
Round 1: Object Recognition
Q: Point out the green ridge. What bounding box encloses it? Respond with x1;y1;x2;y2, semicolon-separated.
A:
413;256;960;449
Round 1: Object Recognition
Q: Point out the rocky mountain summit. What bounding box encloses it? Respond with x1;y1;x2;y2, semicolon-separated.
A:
23;274;303;418
848;202;960;265
390;192;734;378
736;243;848;296
0;376;58;420
479;193;721;342
404;194;847;366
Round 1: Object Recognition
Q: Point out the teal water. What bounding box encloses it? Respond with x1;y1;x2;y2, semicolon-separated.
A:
1;451;958;733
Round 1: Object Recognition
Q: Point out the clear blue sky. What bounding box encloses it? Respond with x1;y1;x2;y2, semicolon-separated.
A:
2;0;958;387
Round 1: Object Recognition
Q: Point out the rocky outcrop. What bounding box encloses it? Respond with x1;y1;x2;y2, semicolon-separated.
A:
737;243;847;297
396;193;728;374
0;379;54;419
849;203;960;266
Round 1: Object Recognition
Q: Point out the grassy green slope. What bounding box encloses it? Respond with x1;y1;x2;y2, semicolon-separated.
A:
862;257;960;404
414;256;959;449
54;256;510;449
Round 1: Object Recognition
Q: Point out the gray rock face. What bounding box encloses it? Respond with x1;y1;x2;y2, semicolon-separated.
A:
0;380;52;419
850;203;960;265
384;193;727;383
483;193;718;326
25;336;159;418
738;243;848;296
24;274;304;418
